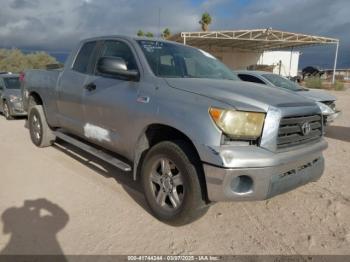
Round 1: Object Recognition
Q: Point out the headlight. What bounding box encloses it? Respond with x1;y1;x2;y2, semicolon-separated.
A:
9;95;21;103
209;107;265;139
316;102;334;115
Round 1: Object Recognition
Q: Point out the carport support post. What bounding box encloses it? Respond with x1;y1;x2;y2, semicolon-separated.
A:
289;47;294;77
183;35;186;45
332;41;339;84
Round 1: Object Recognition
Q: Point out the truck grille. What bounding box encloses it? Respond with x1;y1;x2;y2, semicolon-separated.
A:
277;115;322;149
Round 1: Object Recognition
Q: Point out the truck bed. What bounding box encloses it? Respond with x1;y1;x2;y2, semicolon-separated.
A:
22;69;62;111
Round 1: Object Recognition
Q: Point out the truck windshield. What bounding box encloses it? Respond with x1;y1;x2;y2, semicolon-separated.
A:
263;74;304;91
138;40;239;80
4;77;20;89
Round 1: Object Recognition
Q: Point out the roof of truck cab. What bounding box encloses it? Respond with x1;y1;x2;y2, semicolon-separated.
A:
81;35;181;45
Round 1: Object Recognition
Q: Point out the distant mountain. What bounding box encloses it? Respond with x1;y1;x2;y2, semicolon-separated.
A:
50;53;69;63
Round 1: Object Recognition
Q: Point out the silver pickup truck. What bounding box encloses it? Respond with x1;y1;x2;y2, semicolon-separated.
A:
22;36;327;225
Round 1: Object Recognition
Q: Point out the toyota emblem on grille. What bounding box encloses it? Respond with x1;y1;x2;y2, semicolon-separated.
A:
301;122;311;136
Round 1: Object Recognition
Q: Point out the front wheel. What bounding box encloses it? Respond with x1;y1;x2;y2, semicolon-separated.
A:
141;141;207;226
28;105;56;147
3;101;13;120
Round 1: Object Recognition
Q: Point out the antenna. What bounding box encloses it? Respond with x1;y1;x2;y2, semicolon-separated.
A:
158;7;161;39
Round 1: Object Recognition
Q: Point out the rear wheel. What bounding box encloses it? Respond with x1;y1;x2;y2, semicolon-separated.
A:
141;141;207;226
3;101;13;120
28;105;56;147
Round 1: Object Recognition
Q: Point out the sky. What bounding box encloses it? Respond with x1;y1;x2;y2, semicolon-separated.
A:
0;0;349;68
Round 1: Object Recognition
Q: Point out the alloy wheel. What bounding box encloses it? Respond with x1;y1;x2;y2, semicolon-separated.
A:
31;113;42;143
149;158;185;211
3;103;10;119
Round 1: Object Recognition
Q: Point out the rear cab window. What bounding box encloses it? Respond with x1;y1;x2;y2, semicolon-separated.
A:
0;78;5;90
4;77;20;89
238;74;265;84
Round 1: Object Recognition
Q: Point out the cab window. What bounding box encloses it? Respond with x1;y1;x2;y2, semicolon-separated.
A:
238;74;265;84
99;40;138;71
73;41;98;74
4;77;20;89
0;78;4;90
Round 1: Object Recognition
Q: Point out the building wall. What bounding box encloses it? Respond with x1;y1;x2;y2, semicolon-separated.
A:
258;51;300;77
210;50;261;70
209;49;300;77
324;69;350;80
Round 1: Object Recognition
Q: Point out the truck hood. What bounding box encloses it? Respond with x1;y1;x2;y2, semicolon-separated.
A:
297;89;336;102
165;78;315;112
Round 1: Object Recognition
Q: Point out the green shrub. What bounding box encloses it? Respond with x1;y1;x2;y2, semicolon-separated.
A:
0;48;58;73
305;77;323;89
332;80;345;91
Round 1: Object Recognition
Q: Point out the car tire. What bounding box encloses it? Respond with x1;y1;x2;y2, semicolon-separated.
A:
28;105;56;147
3;101;13;120
141;140;208;226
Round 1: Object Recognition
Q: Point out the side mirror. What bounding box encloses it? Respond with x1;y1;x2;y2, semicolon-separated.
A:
97;56;139;81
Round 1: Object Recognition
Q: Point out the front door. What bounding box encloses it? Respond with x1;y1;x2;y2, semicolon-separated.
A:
82;40;144;156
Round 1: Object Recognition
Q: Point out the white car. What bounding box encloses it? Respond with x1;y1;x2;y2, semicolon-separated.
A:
236;70;340;125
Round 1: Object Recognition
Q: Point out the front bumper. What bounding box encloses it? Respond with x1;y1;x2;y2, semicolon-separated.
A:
204;140;327;202
9;101;27;116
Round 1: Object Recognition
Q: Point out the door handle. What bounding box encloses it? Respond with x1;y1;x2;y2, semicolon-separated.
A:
84;82;96;92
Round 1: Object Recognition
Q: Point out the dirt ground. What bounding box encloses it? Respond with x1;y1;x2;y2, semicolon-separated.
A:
0;89;350;255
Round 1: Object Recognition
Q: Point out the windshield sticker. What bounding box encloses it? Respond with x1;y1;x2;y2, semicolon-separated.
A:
140;41;163;52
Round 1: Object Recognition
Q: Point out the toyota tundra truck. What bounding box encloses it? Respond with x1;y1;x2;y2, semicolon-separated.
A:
22;36;327;225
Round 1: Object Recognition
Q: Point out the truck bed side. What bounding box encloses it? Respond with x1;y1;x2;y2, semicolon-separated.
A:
23;69;62;127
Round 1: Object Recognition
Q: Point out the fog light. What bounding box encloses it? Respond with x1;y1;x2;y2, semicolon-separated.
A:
231;175;253;194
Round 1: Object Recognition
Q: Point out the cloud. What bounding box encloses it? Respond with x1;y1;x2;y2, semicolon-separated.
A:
0;0;348;67
10;0;39;9
0;0;199;51
201;0;229;10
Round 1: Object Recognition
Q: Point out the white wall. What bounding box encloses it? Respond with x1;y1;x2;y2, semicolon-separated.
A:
207;49;300;77
258;51;300;77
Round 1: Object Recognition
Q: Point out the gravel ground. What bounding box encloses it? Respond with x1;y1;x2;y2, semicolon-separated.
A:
0;89;349;255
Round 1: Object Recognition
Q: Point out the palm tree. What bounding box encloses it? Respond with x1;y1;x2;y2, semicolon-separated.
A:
199;12;212;32
162;28;171;39
145;32;154;38
137;30;144;37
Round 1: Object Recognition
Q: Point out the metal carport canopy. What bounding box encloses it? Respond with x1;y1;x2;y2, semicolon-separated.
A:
169;29;340;83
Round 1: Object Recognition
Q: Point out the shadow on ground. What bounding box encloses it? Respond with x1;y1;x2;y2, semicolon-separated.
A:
0;199;68;259
325;126;350;143
53;139;151;216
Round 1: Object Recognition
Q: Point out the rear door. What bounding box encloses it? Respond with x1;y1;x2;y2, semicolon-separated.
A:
56;41;99;135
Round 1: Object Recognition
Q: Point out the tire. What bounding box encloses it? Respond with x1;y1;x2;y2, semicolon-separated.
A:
3;101;13;120
141;140;208;226
28;105;56;147
27;96;37;114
